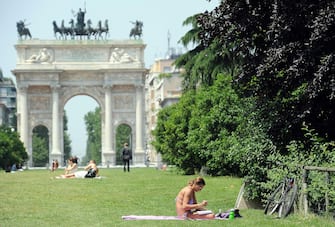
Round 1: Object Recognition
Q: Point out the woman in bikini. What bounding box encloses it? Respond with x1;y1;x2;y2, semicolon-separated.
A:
175;177;215;219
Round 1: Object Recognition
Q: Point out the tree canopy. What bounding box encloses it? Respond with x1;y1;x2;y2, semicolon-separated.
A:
0;126;27;170
197;0;335;150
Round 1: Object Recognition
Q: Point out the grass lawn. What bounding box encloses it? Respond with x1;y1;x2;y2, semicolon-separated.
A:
0;167;333;226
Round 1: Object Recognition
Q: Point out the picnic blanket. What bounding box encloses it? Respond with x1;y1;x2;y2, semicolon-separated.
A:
121;215;233;221
122;209;242;221
54;176;104;179
122;215;183;220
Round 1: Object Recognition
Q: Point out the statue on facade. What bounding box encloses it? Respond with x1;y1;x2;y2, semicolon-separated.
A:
26;48;52;63
129;20;143;39
73;7;86;33
48;5;111;40
110;48;138;63
17;20;32;40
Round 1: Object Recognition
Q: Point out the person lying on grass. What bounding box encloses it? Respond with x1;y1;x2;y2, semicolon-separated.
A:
175;177;215;219
56;160;99;179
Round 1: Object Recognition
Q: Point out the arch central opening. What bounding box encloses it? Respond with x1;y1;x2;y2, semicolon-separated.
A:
64;95;100;165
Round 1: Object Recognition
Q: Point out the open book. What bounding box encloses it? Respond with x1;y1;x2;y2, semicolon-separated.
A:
194;210;213;215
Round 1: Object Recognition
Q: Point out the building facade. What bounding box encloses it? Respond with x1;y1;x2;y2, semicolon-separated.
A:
0;69;17;127
145;56;183;167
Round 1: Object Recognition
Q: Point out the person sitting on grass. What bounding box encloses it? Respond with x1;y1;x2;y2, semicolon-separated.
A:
56;160;99;179
175;177;215;219
64;156;78;174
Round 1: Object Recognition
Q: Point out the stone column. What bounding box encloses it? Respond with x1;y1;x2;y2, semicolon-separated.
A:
51;85;62;163
103;85;115;165
18;86;30;166
135;84;145;165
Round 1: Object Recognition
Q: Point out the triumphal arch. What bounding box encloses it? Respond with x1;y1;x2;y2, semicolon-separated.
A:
13;39;147;167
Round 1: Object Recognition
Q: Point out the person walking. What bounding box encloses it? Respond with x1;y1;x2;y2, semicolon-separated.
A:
122;143;132;172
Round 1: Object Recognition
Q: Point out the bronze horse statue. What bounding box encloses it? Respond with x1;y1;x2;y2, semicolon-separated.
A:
52;20;74;39
17;20;32;40
52;21;63;39
86;19;98;39
60;19;73;39
97;19;109;40
129;20;143;39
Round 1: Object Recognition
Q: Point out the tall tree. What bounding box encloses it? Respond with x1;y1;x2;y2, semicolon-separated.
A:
32;125;49;167
197;0;335;150
63;110;72;162
32;134;48;167
83;107;101;164
187;74;251;174
115;124;132;165
175;14;241;91
152;90;196;174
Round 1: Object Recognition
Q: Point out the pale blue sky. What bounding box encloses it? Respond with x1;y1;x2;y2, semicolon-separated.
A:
0;0;218;158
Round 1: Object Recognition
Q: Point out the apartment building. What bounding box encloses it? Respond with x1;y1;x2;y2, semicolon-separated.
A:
0;69;16;127
145;54;183;167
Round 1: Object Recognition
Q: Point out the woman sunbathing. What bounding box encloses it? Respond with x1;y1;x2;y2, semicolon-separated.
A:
56;160;99;179
175;177;215;219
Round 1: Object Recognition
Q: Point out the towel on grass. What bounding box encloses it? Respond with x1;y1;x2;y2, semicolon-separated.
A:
121;215;230;221
122;215;183;220
122;209;242;221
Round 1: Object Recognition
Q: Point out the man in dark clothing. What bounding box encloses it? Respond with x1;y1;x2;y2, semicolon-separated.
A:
122;143;132;172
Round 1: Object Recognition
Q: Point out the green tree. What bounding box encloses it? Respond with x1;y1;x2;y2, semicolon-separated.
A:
32;125;49;167
152;90;196;174
187;74;250;174
194;0;335;206
32;133;48;167
175;15;242;91
0;126;27;170
197;0;335;150
175;14;204;90
115;124;132;165
83;107;101;164
63;110;72;162
153;72;275;198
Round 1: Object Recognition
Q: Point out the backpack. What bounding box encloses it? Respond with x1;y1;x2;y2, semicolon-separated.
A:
123;148;131;160
85;168;97;178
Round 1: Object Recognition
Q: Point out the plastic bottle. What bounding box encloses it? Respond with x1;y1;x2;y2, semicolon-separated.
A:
229;209;235;220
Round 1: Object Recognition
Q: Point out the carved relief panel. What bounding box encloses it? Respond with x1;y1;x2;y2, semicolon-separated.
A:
28;86;52;113
113;95;134;110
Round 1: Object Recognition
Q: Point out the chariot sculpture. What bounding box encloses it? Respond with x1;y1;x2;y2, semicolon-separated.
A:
17;8;144;41
52;8;109;40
